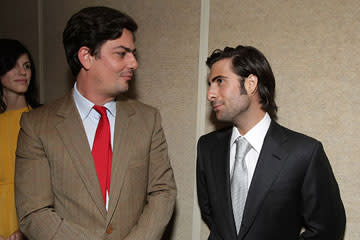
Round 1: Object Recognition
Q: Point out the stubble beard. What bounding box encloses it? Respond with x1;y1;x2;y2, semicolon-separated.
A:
216;87;249;123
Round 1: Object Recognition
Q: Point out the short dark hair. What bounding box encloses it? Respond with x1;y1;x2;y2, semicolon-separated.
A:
63;6;138;76
206;45;278;120
0;38;40;113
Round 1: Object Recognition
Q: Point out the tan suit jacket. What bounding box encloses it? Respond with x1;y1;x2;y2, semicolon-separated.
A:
15;93;176;240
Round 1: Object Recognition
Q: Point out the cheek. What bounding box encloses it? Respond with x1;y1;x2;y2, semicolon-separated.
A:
104;58;124;73
221;87;237;101
27;71;32;82
228;91;244;106
114;62;126;72
1;74;12;88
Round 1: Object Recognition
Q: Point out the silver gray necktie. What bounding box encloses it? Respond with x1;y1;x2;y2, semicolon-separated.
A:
231;137;252;234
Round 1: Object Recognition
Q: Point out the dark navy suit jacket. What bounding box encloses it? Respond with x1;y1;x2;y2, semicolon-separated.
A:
196;120;346;240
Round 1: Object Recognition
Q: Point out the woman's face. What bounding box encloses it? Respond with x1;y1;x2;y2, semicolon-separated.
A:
1;54;32;96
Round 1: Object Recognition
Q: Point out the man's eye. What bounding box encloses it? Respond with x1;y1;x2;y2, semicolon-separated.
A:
216;79;223;84
117;52;127;57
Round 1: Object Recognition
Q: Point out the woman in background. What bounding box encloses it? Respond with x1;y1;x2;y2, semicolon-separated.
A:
0;39;40;240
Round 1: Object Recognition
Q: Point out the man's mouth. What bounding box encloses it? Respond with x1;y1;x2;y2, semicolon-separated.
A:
120;71;134;78
212;102;223;112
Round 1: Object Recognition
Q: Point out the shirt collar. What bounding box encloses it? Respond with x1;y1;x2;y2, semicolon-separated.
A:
231;112;271;153
73;82;116;120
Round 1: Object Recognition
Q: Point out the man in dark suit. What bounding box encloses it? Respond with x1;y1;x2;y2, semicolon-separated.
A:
15;6;176;240
196;45;346;240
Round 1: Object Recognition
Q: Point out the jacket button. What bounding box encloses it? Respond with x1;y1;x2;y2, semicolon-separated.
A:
106;224;113;234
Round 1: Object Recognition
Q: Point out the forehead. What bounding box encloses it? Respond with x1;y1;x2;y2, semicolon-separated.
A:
17;54;30;62
209;58;235;78
101;28;135;51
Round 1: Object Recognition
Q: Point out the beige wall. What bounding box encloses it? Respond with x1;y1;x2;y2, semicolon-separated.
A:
0;0;40;99
115;2;201;239
207;0;360;239
1;0;359;239
0;0;39;59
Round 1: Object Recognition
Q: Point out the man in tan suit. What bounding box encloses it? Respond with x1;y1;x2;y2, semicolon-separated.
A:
15;6;176;240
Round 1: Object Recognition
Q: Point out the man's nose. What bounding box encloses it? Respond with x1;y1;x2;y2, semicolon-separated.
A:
128;53;138;70
207;85;217;102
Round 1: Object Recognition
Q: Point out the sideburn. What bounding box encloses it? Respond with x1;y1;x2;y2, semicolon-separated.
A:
239;77;247;95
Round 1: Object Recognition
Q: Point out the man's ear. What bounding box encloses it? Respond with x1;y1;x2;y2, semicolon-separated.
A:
245;74;258;95
78;46;93;70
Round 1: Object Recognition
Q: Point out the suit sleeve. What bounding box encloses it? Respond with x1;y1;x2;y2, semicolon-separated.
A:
196;136;214;230
15;112;102;240
123;110;177;240
300;142;346;240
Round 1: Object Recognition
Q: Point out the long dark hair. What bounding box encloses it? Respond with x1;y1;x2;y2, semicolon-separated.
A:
0;39;40;113
206;45;278;120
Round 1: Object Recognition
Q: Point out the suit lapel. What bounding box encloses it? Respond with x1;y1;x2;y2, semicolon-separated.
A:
55;93;107;218
106;99;135;223
212;128;239;239
238;121;289;239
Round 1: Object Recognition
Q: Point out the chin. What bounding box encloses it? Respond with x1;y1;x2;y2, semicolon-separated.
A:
216;113;232;122
216;113;226;121
115;87;129;95
14;89;28;94
121;86;129;93
120;82;129;90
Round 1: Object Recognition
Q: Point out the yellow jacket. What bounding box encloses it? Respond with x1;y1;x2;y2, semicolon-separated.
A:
0;107;29;238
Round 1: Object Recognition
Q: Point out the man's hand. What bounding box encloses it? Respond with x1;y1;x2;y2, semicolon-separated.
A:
5;230;24;240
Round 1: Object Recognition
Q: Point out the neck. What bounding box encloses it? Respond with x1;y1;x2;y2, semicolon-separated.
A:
234;107;266;136
76;77;115;106
2;91;27;111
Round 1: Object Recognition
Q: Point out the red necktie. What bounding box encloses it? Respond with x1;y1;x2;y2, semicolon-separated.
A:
92;105;112;204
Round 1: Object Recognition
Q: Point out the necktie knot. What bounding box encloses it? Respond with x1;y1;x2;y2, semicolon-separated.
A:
235;137;252;163
93;105;107;117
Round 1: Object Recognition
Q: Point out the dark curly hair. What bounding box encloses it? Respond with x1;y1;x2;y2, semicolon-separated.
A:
206;45;278;120
63;6;138;76
0;38;40;113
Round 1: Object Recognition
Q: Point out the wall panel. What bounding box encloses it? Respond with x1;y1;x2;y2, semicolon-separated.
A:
0;0;40;100
114;1;201;239
208;0;360;239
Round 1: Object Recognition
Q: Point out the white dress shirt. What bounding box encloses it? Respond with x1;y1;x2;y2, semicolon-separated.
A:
229;113;271;188
73;82;116;210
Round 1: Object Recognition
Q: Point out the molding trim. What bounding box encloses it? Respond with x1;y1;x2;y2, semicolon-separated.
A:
37;0;44;103
192;0;210;239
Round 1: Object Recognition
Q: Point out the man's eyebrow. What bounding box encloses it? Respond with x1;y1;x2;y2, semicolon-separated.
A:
114;45;136;54
210;75;226;83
